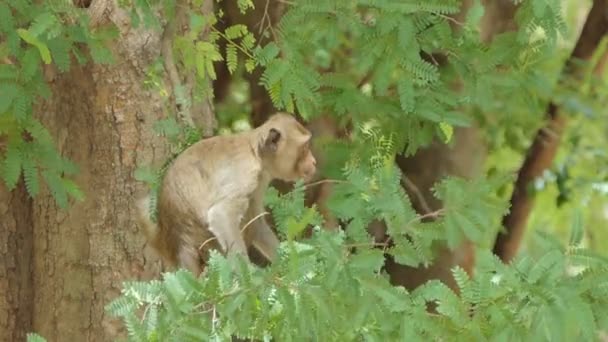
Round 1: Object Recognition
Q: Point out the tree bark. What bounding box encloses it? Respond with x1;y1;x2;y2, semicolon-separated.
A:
23;3;170;340
493;0;608;262
0;181;34;341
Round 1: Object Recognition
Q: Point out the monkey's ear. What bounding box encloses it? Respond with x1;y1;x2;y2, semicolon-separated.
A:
263;128;281;152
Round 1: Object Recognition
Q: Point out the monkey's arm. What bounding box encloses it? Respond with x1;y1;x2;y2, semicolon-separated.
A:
207;197;250;259
247;196;280;262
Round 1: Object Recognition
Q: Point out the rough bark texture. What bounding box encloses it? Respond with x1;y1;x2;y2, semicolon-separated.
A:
493;0;608;262
0;181;34;341
27;3;169;340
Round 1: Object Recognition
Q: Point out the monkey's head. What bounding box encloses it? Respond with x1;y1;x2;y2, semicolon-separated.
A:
258;113;317;182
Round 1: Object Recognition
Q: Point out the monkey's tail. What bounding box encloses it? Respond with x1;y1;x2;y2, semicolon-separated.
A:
135;194;160;244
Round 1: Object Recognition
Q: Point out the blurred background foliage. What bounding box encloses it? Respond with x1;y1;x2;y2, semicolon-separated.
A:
212;0;608;255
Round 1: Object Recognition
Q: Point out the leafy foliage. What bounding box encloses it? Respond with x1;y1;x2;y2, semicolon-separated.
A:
108;0;608;341
11;0;608;340
113;127;608;341
106;178;608;341
0;1;116;207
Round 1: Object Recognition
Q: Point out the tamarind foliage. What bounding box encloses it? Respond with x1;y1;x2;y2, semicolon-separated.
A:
5;0;607;341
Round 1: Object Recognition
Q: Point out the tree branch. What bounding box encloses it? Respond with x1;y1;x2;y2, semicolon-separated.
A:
493;0;608;262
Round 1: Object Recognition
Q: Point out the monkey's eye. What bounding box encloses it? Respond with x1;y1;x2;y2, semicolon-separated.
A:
304;137;313;147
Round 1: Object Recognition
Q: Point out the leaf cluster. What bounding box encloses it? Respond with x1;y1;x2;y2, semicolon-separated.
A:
0;1;117;207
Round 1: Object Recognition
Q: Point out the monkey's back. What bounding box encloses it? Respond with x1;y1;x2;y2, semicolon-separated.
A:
155;131;263;263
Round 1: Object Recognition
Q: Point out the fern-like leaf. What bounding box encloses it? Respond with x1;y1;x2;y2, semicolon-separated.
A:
226;43;238;74
2;142;22;189
21;153;39;196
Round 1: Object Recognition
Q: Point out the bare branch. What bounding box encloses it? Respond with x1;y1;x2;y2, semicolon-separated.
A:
400;174;433;215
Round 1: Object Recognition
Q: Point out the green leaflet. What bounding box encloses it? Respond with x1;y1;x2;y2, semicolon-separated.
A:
17;28;52;64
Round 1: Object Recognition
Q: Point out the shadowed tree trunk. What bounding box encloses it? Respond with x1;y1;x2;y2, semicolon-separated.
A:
383;0;519;291
0;181;34;341
0;2;174;340
493;0;608;262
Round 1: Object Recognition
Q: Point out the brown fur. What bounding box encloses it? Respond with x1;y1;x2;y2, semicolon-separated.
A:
136;113;316;275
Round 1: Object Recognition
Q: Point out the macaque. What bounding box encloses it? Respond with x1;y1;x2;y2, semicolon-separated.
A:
136;113;317;275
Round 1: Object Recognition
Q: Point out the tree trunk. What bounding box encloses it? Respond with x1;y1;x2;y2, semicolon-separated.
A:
22;3;170;340
0;181;34;341
386;0;518;290
493;0;608;262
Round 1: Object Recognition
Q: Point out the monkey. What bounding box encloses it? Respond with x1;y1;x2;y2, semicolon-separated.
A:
136;112;317;276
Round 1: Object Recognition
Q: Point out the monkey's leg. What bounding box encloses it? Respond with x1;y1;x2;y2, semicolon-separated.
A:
245;197;280;262
207;198;250;260
250;222;280;262
178;245;203;276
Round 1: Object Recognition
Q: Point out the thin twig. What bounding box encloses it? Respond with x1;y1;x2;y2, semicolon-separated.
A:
302;178;347;190
259;0;271;35
382;209;445;254
427;53;440;66
259;0;279;43
400;173;433;215
211;27;256;59
345;241;389;249
406;209;445;226
437;14;464;27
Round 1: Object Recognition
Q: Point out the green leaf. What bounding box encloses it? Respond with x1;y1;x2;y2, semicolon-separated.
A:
225;24;247;39
21;47;41;81
439;122;453;143
17;28;52;64
255;43;280;66
0;64;18;80
397;18;415;48
22;154;39;197
237;0;254;13
89;41;115;64
62;178;85;202
568;208;584;247
349;248;385;273
42;170;69;208
0;3;15;34
0;82;18;113
397;78;415;113
12;89;30;121
134;166;158;185
285;207;317;240
26;333;47;342
226;44;238;74
29;12;57;37
2;142;22;190
245;58;255;73
47;39;71;72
